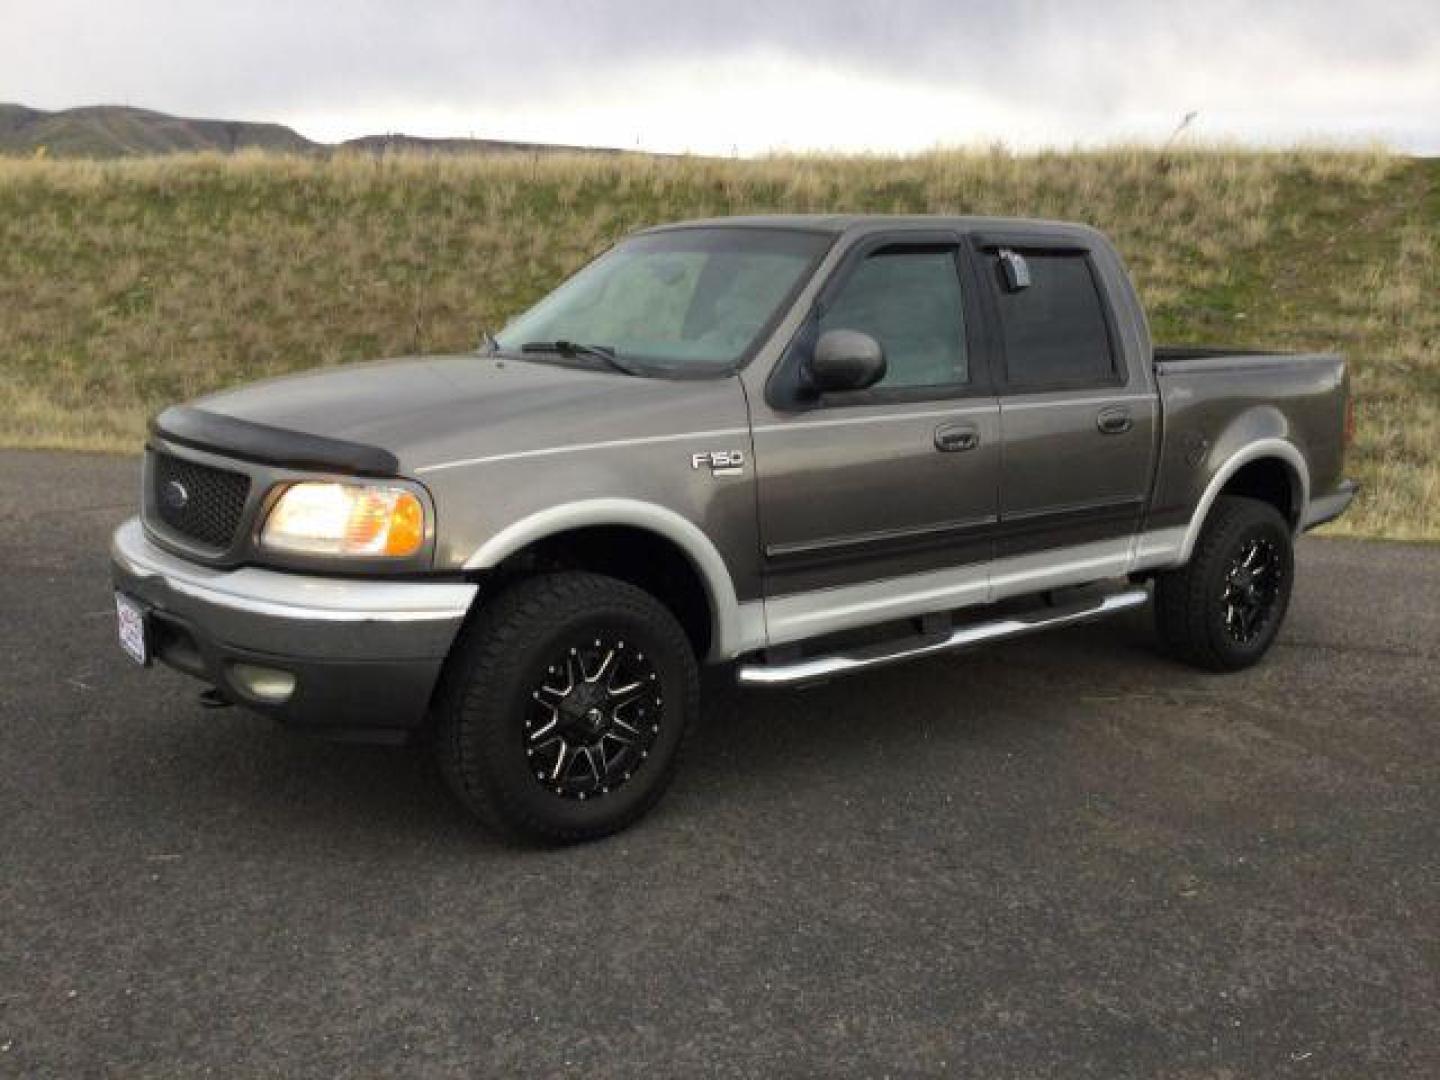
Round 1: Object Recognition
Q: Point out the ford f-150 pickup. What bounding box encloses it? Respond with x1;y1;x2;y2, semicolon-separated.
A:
111;215;1357;842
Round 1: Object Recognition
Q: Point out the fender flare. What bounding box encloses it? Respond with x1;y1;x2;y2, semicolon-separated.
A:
462;498;765;662
1178;438;1310;564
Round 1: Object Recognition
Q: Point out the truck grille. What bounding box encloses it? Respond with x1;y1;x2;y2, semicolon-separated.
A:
152;452;251;549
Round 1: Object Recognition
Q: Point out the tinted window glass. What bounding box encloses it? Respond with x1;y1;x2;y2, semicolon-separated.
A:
994;252;1115;387
819;248;967;389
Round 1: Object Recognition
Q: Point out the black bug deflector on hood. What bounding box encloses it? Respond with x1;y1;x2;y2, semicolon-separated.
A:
150;405;401;477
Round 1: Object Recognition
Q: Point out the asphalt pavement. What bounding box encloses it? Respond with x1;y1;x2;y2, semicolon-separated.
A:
1;448;1437;1078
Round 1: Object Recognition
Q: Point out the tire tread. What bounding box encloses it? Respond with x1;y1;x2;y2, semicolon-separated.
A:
1154;496;1292;671
434;572;698;844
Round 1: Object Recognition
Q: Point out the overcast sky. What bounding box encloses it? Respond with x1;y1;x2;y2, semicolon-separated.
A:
6;0;1439;154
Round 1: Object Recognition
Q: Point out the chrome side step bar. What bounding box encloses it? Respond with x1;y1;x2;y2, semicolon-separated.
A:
736;587;1149;688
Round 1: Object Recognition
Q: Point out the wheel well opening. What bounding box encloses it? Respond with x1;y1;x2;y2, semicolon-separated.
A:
485;526;713;657
1219;458;1300;529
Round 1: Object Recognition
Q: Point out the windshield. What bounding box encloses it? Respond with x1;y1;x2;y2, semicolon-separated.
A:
494;228;831;372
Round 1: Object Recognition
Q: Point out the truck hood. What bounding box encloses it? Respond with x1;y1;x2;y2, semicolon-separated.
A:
162;354;751;475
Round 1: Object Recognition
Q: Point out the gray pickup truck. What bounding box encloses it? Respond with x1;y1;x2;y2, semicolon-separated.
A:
112;214;1356;842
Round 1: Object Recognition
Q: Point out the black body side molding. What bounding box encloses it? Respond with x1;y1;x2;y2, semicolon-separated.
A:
150;406;400;477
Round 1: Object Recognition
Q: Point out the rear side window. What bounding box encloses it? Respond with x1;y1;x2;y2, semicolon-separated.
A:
992;252;1116;388
819;248;967;389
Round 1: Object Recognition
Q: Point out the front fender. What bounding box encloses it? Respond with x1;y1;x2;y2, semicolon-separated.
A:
463;498;767;662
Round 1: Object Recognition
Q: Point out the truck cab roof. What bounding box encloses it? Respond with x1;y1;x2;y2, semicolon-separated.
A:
639;213;1105;245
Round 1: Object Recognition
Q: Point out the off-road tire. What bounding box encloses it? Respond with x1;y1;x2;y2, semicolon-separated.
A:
1154;495;1294;671
434;572;699;844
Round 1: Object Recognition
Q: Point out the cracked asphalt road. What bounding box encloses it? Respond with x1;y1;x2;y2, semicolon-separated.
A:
1;449;1437;1078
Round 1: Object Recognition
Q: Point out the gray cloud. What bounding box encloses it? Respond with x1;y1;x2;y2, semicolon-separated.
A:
5;0;1438;150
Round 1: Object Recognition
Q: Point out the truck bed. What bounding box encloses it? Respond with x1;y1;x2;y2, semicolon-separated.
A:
1147;345;1349;536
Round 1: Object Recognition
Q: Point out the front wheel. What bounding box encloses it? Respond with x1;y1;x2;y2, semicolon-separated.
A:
435;572;699;844
1154;495;1295;671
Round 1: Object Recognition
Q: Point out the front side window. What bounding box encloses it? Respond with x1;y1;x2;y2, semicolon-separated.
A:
818;247;968;389
992;251;1116;388
495;228;829;373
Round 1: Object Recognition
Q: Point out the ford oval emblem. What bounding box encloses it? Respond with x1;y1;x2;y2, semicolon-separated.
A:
163;479;190;511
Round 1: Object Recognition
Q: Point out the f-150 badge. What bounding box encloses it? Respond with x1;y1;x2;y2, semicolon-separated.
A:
692;450;744;476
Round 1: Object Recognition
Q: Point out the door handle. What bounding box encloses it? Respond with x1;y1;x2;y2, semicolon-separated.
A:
935;423;980;453
1096;407;1133;435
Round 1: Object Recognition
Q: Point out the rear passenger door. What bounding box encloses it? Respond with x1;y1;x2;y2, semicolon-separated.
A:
974;239;1156;594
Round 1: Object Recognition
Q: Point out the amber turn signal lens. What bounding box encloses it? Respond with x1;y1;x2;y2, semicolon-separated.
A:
382;490;424;556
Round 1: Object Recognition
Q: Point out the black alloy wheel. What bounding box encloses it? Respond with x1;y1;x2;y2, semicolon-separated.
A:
1220;535;1284;645
524;636;663;800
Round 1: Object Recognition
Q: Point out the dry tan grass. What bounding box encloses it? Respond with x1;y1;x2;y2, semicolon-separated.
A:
0;147;1432;538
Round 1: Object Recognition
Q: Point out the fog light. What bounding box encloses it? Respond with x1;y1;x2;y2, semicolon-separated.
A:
228;662;297;704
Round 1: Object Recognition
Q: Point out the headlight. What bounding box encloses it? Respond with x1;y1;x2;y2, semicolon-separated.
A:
260;482;425;558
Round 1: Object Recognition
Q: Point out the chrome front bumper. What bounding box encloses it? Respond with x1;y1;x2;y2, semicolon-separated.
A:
110;518;477;737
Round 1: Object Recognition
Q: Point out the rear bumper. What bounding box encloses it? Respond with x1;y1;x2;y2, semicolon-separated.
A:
1302;479;1359;531
110;518;476;738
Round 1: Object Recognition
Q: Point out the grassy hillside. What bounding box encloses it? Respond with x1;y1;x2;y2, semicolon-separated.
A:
0;149;1434;539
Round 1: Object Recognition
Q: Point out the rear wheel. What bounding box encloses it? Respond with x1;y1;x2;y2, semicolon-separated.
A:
1154;495;1294;671
435;572;698;844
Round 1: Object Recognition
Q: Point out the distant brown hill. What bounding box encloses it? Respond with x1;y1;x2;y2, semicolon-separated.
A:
339;133;626;157
0;104;316;157
0;103;629;158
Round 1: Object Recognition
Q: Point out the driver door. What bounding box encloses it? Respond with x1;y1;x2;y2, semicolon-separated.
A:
750;233;1000;645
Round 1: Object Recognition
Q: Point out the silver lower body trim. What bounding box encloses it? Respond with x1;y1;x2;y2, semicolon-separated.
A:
738;587;1149;687
1302;480;1359;530
762;534;1151;648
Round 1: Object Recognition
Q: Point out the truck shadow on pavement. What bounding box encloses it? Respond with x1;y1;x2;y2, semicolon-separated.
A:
115;607;1171;849
691;608;1169;785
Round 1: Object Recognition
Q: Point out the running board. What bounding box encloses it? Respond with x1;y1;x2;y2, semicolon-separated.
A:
735;587;1150;688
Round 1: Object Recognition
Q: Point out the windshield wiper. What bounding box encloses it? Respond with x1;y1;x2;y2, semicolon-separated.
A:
519;340;642;377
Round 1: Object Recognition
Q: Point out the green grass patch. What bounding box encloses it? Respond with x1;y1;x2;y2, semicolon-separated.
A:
0;148;1434;539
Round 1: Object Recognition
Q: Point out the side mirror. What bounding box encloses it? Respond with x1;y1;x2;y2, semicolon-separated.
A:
807;329;887;393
